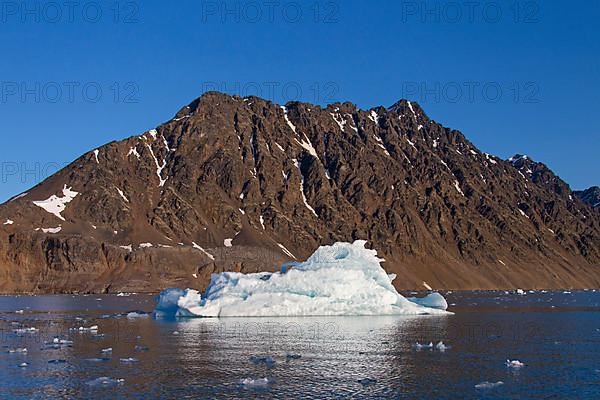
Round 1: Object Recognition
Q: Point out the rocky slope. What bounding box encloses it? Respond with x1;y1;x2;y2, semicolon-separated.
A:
574;186;600;209
0;92;599;293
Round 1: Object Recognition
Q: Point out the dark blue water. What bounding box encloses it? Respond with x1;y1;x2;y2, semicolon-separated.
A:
0;290;599;399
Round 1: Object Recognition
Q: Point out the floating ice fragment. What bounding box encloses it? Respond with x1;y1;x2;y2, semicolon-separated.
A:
71;325;98;333
8;348;28;353
101;348;113;354
126;312;149;319
505;360;525;368
18;362;28;368
86;377;125;387
475;381;504;389
120;357;139;364
406;293;448;310
14;327;38;334
435;341;450;351
240;377;271;387
413;342;434;350
155;241;451;317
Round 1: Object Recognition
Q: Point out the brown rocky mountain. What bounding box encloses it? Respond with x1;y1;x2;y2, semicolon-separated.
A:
574;186;600;209
1;92;599;294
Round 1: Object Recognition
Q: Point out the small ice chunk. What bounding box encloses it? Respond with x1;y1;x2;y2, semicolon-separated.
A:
120;357;139;364
413;342;434;350
407;293;448;310
240;377;271;387
71;325;98;333
506;359;525;368
435;341;450;351
101;348;113;354
86;377;125;387
8;348;28;353
475;381;504;389
126;312;149;319
18;362;28;368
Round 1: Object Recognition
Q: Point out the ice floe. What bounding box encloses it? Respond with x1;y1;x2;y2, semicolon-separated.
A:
505;359;525;368
240;377;271;388
32;185;79;221
155;241;451;317
475;381;504;389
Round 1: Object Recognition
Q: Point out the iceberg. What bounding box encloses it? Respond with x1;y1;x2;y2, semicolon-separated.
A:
154;241;451;317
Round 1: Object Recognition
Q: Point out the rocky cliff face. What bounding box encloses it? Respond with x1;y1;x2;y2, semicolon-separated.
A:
1;92;599;293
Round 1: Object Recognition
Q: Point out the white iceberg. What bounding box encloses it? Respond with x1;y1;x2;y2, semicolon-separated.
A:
154;241;451;317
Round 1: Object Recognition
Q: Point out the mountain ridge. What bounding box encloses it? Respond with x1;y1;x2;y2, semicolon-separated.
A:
0;91;598;293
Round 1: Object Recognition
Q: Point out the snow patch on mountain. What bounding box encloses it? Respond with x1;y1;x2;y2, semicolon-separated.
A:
32;185;79;221
192;242;215;260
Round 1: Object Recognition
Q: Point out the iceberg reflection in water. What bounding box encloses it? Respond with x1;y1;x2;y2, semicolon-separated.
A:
155;241;450;318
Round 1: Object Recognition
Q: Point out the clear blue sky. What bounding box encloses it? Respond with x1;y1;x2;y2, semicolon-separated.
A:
1;0;598;202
